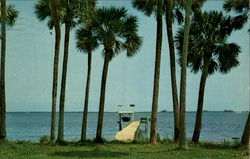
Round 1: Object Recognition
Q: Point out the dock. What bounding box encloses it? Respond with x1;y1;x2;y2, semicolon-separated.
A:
115;121;140;142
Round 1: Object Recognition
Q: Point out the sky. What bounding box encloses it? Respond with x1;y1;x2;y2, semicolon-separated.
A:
4;0;249;112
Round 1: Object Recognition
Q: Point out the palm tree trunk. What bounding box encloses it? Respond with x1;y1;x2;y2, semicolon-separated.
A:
50;0;61;142
0;0;7;142
96;52;110;143
179;0;192;149
57;22;71;142
241;112;250;146
192;61;209;143
150;8;163;144
165;0;180;142
81;52;92;141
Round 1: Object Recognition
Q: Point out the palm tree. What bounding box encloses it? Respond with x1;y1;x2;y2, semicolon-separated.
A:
133;0;164;144
175;11;241;143
178;0;192;149
56;0;89;143
76;26;98;141
163;0;183;142
35;0;61;142
175;0;205;148
89;7;142;143
0;2;18;141
223;0;249;147
241;112;250;146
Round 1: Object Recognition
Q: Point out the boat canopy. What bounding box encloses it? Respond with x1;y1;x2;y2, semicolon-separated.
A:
117;111;135;114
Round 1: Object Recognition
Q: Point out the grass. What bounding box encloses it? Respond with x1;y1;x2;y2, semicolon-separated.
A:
0;140;249;159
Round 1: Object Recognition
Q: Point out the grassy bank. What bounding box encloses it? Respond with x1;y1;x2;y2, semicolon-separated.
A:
0;140;249;159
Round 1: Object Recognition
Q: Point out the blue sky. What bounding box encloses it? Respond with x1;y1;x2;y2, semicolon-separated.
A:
5;0;249;112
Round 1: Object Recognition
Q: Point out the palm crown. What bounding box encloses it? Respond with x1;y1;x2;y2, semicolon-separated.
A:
175;11;241;75
34;0;95;29
0;4;19;27
76;26;98;54
133;0;164;17
89;7;142;60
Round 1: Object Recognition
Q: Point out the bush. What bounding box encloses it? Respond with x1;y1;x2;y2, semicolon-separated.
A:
39;136;50;145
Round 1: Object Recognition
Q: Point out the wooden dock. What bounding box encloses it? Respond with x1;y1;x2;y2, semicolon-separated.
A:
115;121;140;142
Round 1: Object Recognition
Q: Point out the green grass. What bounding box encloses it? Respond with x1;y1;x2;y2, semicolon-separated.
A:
0;140;249;159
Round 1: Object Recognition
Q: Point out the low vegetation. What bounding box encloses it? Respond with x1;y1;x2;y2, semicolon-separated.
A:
0;140;248;159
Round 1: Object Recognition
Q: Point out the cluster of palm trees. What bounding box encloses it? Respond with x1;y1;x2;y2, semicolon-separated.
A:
0;0;249;149
35;0;142;143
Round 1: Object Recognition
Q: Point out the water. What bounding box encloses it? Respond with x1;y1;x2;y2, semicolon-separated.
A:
6;112;248;142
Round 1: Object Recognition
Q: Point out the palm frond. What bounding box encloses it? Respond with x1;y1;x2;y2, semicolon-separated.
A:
208;59;218;75
217;43;241;74
223;0;249;13
75;26;98;54
34;0;51;21
47;17;54;29
133;0;157;17
173;7;184;24
231;13;248;30
133;0;164;17
0;4;19;27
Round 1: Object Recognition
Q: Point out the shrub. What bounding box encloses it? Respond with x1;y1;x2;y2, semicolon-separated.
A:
39;136;50;145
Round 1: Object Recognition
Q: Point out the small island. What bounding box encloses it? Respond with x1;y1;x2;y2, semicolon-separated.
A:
161;110;168;112
224;110;234;112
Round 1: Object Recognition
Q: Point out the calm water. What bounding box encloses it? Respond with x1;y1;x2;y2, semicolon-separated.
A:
7;112;248;142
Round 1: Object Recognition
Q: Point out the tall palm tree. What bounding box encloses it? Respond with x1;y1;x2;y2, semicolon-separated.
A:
133;0;164;144
175;11;241;143
223;0;249;147
76;26;98;141
175;0;206;148
163;0;183;142
241;112;250;146
0;3;18;141
89;7;142;143
50;0;61;142
35;0;61;142
178;0;192;149
74;0;96;142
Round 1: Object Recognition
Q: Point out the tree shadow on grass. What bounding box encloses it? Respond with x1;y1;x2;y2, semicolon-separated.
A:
197;142;237;150
50;150;129;158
